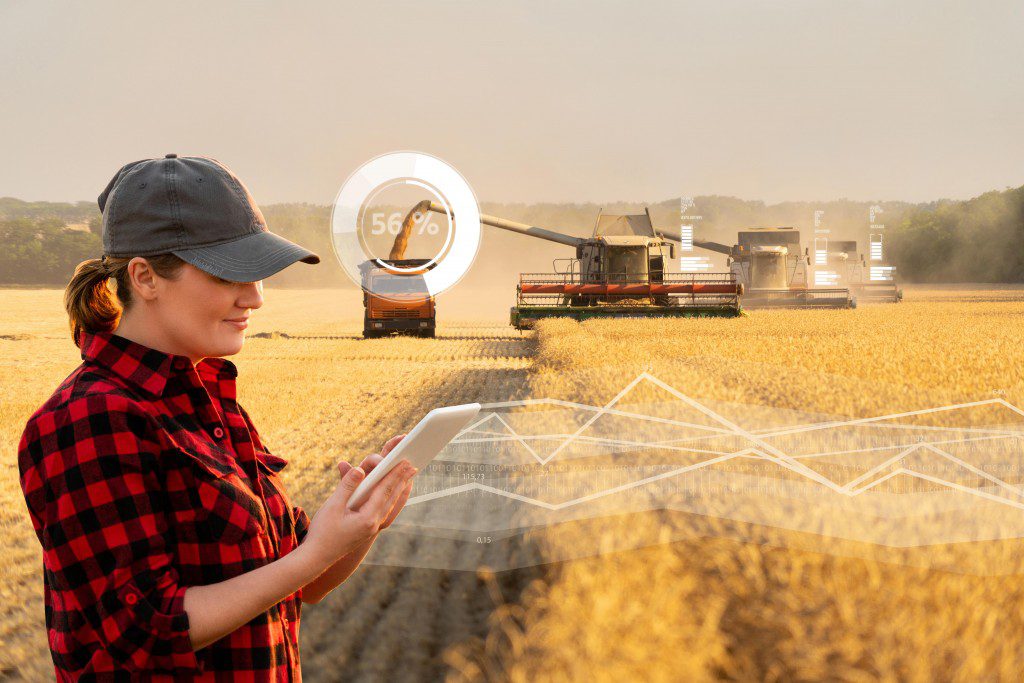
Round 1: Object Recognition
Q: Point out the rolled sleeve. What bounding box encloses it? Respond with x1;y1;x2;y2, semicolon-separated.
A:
95;576;197;673
293;504;311;545
23;394;202;675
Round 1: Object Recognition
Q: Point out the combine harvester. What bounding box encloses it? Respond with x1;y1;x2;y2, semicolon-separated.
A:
690;227;857;309
421;202;744;330
825;240;903;304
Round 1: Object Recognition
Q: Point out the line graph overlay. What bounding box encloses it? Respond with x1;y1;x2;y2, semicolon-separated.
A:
369;372;1024;571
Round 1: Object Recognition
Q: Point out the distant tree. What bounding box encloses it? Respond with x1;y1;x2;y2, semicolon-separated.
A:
890;187;1024;282
0;218;101;285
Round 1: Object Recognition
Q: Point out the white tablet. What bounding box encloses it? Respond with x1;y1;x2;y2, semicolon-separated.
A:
347;402;482;510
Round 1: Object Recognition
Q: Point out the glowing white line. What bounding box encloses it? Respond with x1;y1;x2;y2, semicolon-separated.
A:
478;397;733;434
541;373;652;463
759;398;1024;438
407;372;1024;511
638;372;841;489
407;451;743;509
842;442;1024;498
791;433;1019;460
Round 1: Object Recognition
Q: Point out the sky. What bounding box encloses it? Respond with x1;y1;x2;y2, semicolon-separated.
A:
1;0;1021;206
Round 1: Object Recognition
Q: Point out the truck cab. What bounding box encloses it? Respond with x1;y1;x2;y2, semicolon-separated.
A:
360;259;436;338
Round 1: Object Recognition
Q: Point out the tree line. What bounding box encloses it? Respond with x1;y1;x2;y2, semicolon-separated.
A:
0;187;1021;286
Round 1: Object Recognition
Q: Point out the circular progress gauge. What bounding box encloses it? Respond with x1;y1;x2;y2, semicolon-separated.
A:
331;151;481;299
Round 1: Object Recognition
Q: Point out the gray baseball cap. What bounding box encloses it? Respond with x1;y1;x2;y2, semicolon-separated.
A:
97;153;320;281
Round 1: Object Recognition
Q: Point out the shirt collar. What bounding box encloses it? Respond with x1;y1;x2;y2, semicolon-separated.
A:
80;330;238;398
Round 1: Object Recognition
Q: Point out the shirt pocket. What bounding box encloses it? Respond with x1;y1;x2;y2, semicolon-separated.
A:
166;446;267;546
253;450;302;544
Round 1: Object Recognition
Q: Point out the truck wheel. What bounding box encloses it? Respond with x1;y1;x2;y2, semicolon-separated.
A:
419;329;436;339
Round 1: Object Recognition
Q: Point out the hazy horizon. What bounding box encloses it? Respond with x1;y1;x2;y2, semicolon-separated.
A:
2;187;1020;209
2;1;1021;206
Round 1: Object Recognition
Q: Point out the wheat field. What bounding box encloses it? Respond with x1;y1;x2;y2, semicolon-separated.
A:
445;287;1024;683
1;286;1023;680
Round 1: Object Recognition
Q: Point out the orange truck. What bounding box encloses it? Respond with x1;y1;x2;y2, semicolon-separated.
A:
360;258;436;338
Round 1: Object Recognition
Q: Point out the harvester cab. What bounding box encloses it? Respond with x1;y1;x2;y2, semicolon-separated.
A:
422;202;743;329
828;239;903;303
577;210;670;283
827;240;862;287
691;227;856;309
735;228;806;290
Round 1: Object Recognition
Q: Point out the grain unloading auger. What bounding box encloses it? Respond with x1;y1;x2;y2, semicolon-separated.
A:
419;202;744;329
685;227;857;309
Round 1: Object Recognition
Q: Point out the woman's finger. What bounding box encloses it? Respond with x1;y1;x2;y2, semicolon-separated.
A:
380;480;414;529
360;461;415;519
378;468;415;522
335;465;366;506
381;434;406;457
379;481;409;528
359;453;383;474
337;460;354;479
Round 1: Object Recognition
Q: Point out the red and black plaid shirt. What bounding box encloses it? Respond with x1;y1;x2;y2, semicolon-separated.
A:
18;330;311;681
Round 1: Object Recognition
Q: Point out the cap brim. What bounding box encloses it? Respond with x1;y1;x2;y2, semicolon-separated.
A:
171;231;320;282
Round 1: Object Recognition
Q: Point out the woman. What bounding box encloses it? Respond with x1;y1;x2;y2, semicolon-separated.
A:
17;154;416;680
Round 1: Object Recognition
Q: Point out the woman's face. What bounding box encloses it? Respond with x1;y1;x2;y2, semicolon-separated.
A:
148;263;264;361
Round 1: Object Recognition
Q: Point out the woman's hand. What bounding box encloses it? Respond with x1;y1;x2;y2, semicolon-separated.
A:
341;434;413;530
302;449;416;571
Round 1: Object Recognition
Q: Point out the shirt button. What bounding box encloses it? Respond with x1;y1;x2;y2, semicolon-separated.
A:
125;592;138;605
213;427;225;439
